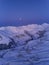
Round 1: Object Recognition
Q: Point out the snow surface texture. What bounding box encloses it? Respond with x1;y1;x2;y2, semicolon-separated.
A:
0;23;49;65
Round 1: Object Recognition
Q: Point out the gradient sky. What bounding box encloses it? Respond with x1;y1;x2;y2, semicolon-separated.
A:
0;0;49;26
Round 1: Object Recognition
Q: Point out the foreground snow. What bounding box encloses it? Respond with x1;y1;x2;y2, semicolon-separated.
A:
0;23;49;65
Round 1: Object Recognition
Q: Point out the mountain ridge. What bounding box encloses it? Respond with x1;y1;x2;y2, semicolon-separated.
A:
0;23;49;65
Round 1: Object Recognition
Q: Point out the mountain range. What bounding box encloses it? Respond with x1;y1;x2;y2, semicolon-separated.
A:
0;23;49;65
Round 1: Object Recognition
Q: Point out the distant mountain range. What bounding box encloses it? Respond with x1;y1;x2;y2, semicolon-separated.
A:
0;19;49;26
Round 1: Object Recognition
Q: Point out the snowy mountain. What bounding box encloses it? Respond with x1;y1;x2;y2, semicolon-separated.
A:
0;23;49;65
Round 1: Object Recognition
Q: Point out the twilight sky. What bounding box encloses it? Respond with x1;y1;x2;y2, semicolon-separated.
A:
0;0;49;26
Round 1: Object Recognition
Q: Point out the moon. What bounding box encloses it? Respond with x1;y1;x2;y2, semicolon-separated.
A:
19;17;22;21
16;17;22;21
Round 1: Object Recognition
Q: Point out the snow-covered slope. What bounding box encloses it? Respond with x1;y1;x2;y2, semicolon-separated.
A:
0;23;49;65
